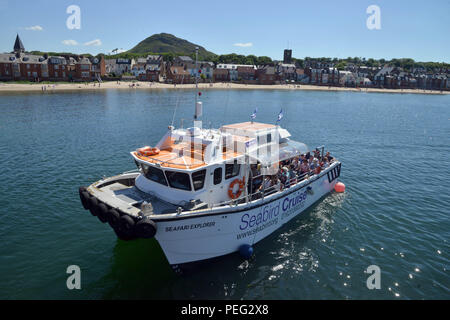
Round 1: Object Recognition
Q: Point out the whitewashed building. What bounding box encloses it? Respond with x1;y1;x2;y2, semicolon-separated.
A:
216;64;256;81
105;58;135;75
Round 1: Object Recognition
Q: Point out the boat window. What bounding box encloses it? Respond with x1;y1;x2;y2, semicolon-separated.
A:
165;171;192;191
214;167;222;185
142;165;168;186
225;161;240;180
192;169;206;191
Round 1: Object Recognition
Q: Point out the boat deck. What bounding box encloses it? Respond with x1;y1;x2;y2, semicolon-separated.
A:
91;177;179;217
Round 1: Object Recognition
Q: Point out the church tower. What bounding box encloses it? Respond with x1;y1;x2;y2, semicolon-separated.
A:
14;34;25;54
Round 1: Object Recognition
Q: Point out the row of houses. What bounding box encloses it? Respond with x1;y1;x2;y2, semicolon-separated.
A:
303;62;449;90
0;35;106;82
105;51;449;90
371;66;449;90
2;35;449;90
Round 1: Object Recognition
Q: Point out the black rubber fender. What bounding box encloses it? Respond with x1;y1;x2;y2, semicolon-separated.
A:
118;215;135;237
97;203;108;223
135;218;157;239
88;197;99;216
107;209;121;229
112;226;135;241
79;189;90;210
79;187;89;210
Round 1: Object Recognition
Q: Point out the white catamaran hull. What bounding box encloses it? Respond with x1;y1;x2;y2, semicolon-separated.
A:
154;171;337;265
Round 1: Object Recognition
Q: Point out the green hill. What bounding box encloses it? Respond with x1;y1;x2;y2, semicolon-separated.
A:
128;33;215;59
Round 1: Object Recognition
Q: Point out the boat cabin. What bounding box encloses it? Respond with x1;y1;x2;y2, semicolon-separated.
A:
131;122;307;209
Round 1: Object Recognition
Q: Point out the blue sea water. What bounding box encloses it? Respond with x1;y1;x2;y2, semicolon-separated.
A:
0;88;448;299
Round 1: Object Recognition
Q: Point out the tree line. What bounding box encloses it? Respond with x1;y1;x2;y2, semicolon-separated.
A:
29;50;449;72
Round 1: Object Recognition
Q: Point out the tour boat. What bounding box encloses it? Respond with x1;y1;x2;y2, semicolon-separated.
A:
78;51;342;271
78;117;341;268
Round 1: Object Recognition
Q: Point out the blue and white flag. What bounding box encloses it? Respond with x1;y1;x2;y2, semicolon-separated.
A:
250;107;258;121
277;109;284;123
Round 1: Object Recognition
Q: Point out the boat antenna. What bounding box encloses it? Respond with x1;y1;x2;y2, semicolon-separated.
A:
194;47;201;121
171;73;185;128
195;47;198;110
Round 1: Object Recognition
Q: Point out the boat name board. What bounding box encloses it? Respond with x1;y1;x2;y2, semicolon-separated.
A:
239;190;308;232
165;221;216;232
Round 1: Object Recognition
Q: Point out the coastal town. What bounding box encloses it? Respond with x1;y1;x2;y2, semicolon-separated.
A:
1;34;449;91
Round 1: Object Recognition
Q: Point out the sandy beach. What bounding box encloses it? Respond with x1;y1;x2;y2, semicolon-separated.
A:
0;81;448;95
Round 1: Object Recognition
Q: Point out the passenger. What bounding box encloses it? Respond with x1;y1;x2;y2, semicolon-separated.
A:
300;160;309;174
313;159;321;174
281;166;291;188
272;176;281;192
259;176;272;193
300;154;306;164
313;149;320;159
323;158;330;168
309;157;316;170
289;165;297;185
292;157;300;170
249;164;260;194
325;152;334;163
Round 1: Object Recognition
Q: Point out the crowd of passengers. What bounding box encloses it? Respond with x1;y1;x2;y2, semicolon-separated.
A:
249;150;335;195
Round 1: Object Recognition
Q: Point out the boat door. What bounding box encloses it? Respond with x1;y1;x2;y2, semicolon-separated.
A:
207;164;226;206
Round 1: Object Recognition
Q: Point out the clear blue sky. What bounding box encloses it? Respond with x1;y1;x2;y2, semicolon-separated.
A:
0;0;448;62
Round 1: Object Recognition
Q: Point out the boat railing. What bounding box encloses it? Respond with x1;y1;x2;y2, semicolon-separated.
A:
122;169;141;174
210;161;339;209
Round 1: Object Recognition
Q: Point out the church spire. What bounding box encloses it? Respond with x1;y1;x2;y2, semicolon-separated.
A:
14;34;25;54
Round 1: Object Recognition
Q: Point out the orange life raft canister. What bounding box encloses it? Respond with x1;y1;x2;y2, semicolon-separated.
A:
138;146;160;157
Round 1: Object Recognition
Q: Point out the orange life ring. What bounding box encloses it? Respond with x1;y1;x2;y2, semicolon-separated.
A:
228;177;245;199
138;146;160;157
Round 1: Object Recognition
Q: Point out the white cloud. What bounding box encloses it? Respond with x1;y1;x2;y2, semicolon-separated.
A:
62;39;78;46
233;42;253;48
84;39;102;47
25;25;43;31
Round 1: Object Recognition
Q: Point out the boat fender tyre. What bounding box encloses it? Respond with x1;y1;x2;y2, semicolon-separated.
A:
112;226;135;241
118;215;135;237
97;203;108;223
107;209;121;229
80;190;90;210
88;197;99;216
135;219;157;239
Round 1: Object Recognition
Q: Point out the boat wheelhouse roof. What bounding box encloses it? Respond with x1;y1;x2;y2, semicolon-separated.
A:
133;134;242;170
221;121;276;132
132;148;241;170
132;122;300;171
